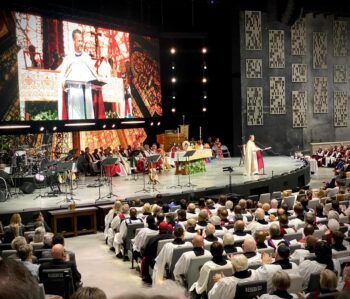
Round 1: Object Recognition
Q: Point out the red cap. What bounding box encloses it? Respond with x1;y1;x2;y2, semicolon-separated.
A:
159;221;168;232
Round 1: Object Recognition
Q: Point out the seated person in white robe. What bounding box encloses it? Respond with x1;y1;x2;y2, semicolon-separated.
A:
152;227;192;286
203;224;223;246
242;237;261;267
107;203;129;249
186;203;198;220
290;235;317;264
104;200;122;240
173;235;211;285
229;220;252;241
208;254;259;299
114;208;143;259
299;241;335;289
260;270;299;299
184;218;198;240
222;233;243;255
256;243;299;292
246;208;269;235
189;241;231;296
132;215;158;256
265;223;286;249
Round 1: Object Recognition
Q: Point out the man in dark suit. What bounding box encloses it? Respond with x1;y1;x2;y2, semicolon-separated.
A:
39;244;81;289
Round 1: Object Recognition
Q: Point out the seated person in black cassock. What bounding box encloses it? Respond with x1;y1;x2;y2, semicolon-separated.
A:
39;244;81;290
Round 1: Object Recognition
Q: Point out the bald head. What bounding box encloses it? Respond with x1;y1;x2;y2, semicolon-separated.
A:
187;203;196;213
243;238;257;253
192;235;204;248
51;244;65;260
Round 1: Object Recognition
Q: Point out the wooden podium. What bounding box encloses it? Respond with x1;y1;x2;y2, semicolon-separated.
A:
157;132;185;151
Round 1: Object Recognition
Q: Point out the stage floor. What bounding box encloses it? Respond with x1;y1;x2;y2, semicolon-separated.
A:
0;156;305;213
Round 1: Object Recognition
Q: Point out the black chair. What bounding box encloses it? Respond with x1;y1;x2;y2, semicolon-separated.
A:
306;273;320;293
34;248;50;259
41;268;74;299
235;280;267;299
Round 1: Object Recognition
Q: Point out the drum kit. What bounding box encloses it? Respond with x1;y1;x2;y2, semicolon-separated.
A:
11;144;50;176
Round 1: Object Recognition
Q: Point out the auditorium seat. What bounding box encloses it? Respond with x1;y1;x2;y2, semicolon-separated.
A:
307;199;320;211
284;232;303;242
185;255;212;289
259;193;271;204
282;196;295;210
288;274;303;294
289;243;302;254
1;249;16;259
168;245;193;277
41;268;74;299
271;191;282;199
257;247;274;255
206;264;232;293
156;239;173;256
235;280;267;299
306;273;320;293
332;250;350;259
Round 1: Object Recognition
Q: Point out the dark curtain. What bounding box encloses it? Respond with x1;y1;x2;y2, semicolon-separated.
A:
42;18;64;69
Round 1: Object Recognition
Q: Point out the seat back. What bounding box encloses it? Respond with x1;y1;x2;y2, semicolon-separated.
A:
124;222;144;251
248;194;259;202
284;232;303;242
221;145;231;157
257;247;274;255
206;264;233;293
259;193;271;204
235;280;267;299
185;255;212;289
318;292;340;299
340;215;349;224
288;274;303;294
307;273;320;293
24;231;35;243
336;256;350;278
41;268;74;299
282;196;295;210
34;248;49;259
271;191;282;199
332;250;350;259
289;243;302;254
169;246;193;275
233;239;244;248
0;243;12;254
339;226;348;234
313;229;324;239
1;249;16;259
307;199;320;211
156;239;173;256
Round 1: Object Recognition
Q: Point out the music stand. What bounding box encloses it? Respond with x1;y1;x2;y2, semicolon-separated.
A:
56;161;78;204
183;150;197;188
147;154;161;193
135;164;151;194
101;157;118;199
169;152;183;189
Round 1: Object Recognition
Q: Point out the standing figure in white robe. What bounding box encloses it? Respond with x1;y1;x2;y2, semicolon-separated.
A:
244;134;260;176
59;29;99;120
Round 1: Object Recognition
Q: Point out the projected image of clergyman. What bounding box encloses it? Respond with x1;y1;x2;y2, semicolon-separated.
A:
11;11;162;121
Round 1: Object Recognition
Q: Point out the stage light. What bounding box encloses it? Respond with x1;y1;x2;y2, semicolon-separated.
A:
172;95;176;99
203;65;207;70
202;77;207;83
170;47;176;54
150;122;154;126
171;107;176;113
0;125;31;129
64;123;95;127
52;126;57;131
171;65;175;70
202;47;207;54
171;77;177;83
102;124;106;128
39;127;45;131
157;121;161;126
112;124;116;128
121;120;146;124
203;95;207;99
202;107;207;112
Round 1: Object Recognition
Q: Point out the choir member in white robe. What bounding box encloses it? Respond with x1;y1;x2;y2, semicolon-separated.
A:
208;254;259;299
59;29;99;120
107;204;129;248
152;227;192;286
113;208;143;257
132;215;158;253
242;238;262;267
173;235;212;285
255;244;299;292
104;200;122;240
190;242;231;296
298;241;334;289
244;134;261;176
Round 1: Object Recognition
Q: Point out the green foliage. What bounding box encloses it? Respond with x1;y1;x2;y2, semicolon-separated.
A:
32;110;58;120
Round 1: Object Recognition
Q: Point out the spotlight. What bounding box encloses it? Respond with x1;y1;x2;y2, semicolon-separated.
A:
202;107;207;112
202;47;207;54
112;124;116;128
102;124;106;128
171;65;175;70
157;121;161;126
150;122;154;126
171;107;176;113
39;127;45;132
171;77;177;83
203;95;207;99
170;47;176;54
203;65;207;70
172;95;176;99
202;78;207;83
52;126;57;131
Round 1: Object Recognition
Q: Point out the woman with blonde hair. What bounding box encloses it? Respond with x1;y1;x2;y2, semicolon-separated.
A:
104;200;122;241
